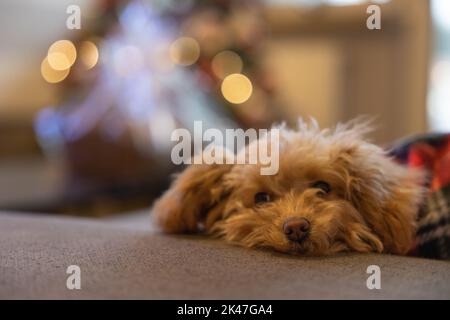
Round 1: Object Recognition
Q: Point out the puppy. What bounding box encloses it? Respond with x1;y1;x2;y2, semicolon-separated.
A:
152;119;425;256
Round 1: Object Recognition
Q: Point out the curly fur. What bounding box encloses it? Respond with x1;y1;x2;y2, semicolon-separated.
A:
152;118;426;256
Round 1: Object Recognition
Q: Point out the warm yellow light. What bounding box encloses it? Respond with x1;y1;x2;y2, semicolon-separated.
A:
41;57;70;83
47;52;70;71
211;50;243;79
221;73;253;104
79;41;99;69
169;37;200;66
48;40;77;70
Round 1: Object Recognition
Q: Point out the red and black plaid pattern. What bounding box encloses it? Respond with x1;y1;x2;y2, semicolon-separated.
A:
390;133;450;259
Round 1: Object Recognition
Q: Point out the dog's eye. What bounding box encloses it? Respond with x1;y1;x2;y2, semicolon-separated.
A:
254;192;271;204
311;181;331;194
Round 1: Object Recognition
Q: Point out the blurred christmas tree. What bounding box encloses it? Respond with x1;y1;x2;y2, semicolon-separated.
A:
35;0;280;215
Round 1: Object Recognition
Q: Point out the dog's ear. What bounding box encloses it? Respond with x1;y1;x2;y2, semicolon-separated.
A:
373;165;425;254
152;163;233;233
333;145;426;254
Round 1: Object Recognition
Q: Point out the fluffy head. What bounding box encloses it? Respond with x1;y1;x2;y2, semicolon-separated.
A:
152;119;425;256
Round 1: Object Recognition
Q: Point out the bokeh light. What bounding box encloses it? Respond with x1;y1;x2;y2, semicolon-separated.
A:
211;50;243;79
79;41;99;69
169;37;200;66
41;57;70;83
221;73;253;104
47;40;77;70
46;52;70;71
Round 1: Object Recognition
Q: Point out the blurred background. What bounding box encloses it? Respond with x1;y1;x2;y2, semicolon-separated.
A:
0;0;447;217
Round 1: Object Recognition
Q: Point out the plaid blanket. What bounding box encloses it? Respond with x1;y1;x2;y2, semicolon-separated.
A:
390;133;450;259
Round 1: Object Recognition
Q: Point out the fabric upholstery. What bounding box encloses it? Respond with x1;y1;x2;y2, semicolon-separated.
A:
1;211;450;299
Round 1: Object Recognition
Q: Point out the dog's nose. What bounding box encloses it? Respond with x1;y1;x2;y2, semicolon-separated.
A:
283;217;310;242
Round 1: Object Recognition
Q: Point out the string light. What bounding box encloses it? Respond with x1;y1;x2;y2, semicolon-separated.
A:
47;40;77;70
79;41;99;69
221;73;253;104
169;37;200;66
41;57;70;83
211;50;243;79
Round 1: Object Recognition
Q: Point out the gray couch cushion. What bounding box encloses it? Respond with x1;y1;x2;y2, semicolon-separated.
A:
1;211;450;299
